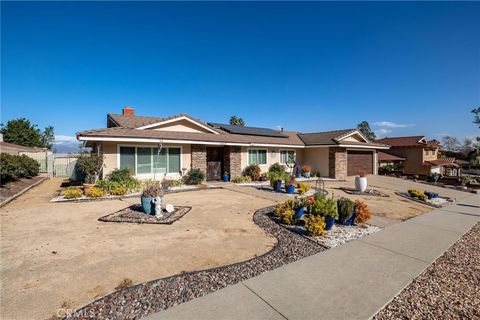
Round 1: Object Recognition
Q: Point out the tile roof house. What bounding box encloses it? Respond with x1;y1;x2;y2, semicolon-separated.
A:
375;136;459;176
77;106;389;180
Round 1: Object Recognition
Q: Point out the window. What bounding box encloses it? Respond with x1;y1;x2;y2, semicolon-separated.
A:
119;146;181;175
425;149;429;156
280;150;295;164
432;149;436;156
248;149;267;165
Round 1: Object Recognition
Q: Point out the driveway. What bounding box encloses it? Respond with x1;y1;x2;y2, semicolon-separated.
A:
0;179;276;320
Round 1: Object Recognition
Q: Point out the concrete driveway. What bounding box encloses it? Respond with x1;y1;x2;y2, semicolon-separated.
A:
0;178;276;320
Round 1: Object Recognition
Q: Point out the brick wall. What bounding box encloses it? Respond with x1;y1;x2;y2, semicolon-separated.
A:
224;146;242;177
328;147;347;180
191;144;207;174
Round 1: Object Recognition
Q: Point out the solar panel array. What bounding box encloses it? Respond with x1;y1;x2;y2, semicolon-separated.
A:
208;123;288;138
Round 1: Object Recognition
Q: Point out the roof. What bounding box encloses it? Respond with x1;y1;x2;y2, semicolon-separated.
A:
378;151;405;161
78;127;305;146
375;136;427;147
0;141;47;154
425;158;460;167
208;123;288;138
298;129;388;148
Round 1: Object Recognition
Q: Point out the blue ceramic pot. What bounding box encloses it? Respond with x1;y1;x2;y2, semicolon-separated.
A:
303;172;311;178
223;175;230;182
325;216;335;230
285;185;295;194
346;212;356;226
274;180;283;192
141;196;155;215
296;207;305;219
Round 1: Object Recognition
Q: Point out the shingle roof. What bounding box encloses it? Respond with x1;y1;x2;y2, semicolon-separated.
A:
378;151;405;161
425;158;459;167
78;127;305;146
375;136;426;147
298;129;357;146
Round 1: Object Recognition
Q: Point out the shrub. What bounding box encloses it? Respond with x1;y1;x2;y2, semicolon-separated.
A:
304;215;326;236
87;186;106;198
274;199;297;225
106;168;132;182
0;153;40;182
183;168;205;185
285;175;296;187
243;164;261;181
64;187;83;199
297;182;311;195
337;197;354;224
268;171;287;188
323;198;338;218
232;175;252;183
110;186;128;196
163;179;182;187
301;165;311;173
76;153;104;184
268;162;285;175
378;165;393;175
354;200;371;224
408;189;428;201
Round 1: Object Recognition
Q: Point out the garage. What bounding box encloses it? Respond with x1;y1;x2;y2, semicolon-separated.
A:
347;151;373;176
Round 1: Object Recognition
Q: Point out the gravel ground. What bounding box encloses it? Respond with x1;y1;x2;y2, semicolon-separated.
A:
65;207;324;320
98;205;191;224
374;222;480;320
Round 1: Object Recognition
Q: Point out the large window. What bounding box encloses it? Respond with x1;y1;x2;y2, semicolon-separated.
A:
119;146;181;175
248;149;267;165
280;150;295;164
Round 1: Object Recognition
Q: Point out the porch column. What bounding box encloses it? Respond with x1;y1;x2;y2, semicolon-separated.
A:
191;144;207;174
328;147;347;180
224;146;242;178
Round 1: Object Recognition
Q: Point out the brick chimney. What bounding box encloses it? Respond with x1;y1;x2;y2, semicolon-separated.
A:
122;106;135;116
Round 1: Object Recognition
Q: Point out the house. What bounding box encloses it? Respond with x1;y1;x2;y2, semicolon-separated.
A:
375;135;460;176
76;107;389;181
0;134;47;155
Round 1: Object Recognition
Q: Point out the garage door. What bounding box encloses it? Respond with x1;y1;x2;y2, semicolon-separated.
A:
347;151;373;176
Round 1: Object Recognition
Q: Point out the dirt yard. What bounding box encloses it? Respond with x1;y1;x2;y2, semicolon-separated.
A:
0;179;276;320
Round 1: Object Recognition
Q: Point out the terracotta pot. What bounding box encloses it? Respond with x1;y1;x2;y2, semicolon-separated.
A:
83;183;95;196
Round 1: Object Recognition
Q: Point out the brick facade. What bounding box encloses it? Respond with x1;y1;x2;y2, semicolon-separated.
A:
328;147;347;180
223;146;242;178
191;144;207;174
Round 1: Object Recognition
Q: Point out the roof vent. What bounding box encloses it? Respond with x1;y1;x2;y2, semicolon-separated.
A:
123;106;135;116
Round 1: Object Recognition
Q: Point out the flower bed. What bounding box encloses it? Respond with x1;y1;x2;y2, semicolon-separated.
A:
98;205;192;224
395;189;452;208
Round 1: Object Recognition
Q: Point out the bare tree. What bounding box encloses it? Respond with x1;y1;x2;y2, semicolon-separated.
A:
441;135;460;152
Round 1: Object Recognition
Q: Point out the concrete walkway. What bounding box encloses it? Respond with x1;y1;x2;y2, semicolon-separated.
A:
146;194;480;320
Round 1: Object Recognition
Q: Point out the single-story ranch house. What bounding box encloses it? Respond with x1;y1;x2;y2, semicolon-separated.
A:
77;107;389;180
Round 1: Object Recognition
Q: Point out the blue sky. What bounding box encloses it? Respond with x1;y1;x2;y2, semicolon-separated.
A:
1;1;479;152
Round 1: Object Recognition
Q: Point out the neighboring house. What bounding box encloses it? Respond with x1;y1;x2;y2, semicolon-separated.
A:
0;134;47;155
375;136;460;176
77;107;389;180
377;151;405;168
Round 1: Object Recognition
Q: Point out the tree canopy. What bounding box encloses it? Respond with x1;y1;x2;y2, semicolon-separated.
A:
356;121;376;140
441;135;460;152
472;107;480;128
0;118;55;149
229;115;245;126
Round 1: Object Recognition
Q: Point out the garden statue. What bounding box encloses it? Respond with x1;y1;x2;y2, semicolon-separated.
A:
153;196;164;218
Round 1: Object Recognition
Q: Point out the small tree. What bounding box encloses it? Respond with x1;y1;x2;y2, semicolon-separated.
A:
441;136;460;152
76;153;104;184
229;115;245;126
357;121;376;141
0;118;55;149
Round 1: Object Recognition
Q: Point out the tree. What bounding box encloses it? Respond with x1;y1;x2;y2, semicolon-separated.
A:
472;107;480;128
460;138;474;155
0;118;55;149
441;135;460;152
356;121;376;140
229;115;245;126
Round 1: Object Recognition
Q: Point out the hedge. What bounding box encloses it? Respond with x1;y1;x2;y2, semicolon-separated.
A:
0;153;40;183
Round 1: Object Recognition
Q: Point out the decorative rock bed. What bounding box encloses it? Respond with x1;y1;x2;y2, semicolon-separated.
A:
395;192;452;208
253;185;328;197
98;205;192;224
340;187;389;198
65;207;325;320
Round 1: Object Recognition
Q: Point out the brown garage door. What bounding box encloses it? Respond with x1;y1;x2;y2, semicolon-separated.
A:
347;151;373;176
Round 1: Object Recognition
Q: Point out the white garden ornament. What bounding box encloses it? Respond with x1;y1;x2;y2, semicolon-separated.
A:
165;204;175;213
154;196;164;218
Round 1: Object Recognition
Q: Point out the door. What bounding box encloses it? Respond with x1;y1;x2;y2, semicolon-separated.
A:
206;147;224;180
347;151;373;176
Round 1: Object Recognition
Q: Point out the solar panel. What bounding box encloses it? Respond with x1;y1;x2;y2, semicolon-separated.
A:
208;123;288;138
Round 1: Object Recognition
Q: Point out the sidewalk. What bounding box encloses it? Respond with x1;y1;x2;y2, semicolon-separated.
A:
145;194;480;320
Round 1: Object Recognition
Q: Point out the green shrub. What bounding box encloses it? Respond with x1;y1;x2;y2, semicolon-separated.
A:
88;186;106;198
297;182;311;195
337;197;354;224
184;168;205;185
243;164;261;181
0;153;40;182
110;186;128;196
64;186;83;199
274;199;297;225
106;168;132;182
304;215;326;236
76;153;104;183
231;175;252;183
268;162;285;175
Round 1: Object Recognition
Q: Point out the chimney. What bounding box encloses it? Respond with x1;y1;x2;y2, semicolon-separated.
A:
122;106;135;116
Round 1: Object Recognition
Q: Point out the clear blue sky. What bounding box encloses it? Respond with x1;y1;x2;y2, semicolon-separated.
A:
1;1;479;151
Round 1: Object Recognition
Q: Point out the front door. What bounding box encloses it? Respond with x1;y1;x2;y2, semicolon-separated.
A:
206;147;224;180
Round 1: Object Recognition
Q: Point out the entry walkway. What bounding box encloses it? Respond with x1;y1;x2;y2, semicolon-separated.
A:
146;194;480;320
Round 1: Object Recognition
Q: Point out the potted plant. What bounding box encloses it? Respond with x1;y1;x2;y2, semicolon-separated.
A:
76;152;104;195
285;175;296;194
161;176;170;192
295;197;308;219
223;171;230;182
141;180;164;215
337;197;355;225
355;171;368;193
322;198;338;230
301;165;311;178
268;172;284;192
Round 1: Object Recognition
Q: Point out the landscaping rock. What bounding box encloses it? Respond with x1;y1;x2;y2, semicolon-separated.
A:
98;205;191;225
